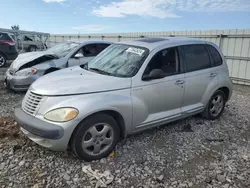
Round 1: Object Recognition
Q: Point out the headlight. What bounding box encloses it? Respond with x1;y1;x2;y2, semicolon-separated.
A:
15;68;37;76
44;108;78;122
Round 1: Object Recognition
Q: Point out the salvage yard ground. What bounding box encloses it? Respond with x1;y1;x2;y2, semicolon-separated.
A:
0;80;250;188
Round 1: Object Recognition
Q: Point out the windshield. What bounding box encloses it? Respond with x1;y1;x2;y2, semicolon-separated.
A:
46;42;79;58
87;44;149;77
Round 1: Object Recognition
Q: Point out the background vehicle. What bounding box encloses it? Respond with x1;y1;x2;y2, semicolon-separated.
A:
5;40;112;91
0;32;18;67
17;35;47;52
14;37;232;161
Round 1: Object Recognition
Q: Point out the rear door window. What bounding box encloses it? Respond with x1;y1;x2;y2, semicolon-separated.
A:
0;33;12;41
180;44;211;72
206;45;223;66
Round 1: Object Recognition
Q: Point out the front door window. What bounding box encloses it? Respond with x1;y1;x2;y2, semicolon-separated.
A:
144;47;180;77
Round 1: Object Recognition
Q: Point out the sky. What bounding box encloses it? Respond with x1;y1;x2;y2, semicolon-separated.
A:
0;0;250;34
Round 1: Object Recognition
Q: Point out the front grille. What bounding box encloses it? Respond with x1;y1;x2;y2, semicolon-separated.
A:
22;90;43;116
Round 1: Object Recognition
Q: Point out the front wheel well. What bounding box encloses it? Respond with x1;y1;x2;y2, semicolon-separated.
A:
218;87;230;101
69;110;126;149
82;110;126;138
102;110;126;138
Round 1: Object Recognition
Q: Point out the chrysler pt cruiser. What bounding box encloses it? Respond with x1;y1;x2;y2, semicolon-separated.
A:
15;37;233;161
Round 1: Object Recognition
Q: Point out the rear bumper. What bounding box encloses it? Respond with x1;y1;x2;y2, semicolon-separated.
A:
5;51;18;60
4;71;38;91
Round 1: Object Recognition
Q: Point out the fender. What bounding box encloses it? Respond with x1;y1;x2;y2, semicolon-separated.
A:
37;89;133;135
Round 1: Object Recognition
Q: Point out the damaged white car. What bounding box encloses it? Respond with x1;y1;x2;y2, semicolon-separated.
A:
4;41;112;91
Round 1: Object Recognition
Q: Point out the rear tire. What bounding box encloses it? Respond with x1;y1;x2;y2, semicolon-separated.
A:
0;53;7;67
28;45;37;52
202;90;226;120
70;113;120;161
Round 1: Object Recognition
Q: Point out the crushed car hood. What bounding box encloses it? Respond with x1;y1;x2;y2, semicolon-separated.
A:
10;51;58;71
30;66;131;95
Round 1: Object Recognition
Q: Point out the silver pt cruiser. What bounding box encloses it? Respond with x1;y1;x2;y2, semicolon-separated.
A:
15;37;233;161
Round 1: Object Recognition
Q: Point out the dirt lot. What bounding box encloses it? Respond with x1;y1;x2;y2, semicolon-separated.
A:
0;80;250;188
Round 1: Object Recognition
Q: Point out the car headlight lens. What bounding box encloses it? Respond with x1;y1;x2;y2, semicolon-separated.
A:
15;68;37;76
31;68;37;74
44;108;78;122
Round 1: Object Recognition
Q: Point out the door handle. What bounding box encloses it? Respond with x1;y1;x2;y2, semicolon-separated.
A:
209;73;217;77
175;80;185;85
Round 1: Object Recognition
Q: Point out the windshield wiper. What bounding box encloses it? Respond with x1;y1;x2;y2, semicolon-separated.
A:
89;68;112;76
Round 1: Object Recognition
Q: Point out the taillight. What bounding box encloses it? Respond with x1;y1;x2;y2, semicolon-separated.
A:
0;40;15;46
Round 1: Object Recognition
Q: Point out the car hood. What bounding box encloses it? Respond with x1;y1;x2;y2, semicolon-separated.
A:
10;51;58;71
30;66;131;96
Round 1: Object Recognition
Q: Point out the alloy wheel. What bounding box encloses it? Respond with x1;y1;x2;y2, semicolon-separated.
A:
210;94;224;117
0;55;6;67
82;123;114;156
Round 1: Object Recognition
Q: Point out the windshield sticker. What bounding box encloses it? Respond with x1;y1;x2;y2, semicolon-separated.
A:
126;47;145;56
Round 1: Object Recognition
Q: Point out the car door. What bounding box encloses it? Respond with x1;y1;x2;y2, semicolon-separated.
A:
132;47;185;130
67;47;83;67
67;54;80;67
179;44;218;115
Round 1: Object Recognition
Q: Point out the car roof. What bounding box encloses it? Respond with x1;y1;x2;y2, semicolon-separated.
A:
64;40;113;45
81;40;113;45
118;37;213;51
0;32;12;35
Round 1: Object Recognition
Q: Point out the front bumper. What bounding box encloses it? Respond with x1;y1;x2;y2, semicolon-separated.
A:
15;107;64;139
4;71;38;91
14;105;70;151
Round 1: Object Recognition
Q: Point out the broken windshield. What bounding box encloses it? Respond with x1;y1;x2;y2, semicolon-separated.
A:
46;42;79;58
87;44;149;77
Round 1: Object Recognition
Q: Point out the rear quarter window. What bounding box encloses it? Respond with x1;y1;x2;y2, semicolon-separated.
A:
206;45;223;66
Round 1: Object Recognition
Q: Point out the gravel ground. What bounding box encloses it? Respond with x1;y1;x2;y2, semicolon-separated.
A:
1;80;250;188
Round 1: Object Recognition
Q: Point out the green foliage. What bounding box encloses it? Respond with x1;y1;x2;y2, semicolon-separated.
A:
11;25;19;31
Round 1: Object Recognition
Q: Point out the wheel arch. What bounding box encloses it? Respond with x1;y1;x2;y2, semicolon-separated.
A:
0;51;7;58
202;82;231;108
218;86;230;101
68;109;127;148
27;45;37;52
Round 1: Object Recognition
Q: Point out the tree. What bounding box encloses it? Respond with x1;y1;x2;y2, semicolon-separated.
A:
11;25;19;31
11;25;20;43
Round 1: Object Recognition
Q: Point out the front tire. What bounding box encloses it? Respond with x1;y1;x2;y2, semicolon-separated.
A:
202;90;226;120
70;113;120;161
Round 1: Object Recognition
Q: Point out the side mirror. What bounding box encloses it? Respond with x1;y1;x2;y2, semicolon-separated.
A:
74;53;84;58
142;69;165;81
